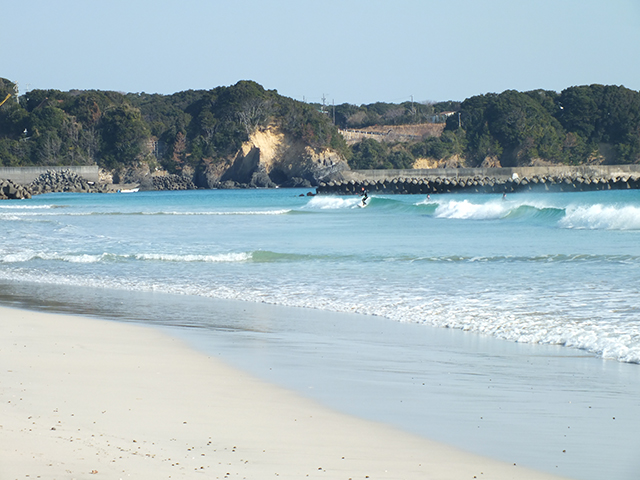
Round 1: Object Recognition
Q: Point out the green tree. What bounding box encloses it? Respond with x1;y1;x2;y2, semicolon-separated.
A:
388;149;414;169
0;77;16;101
348;139;390;169
28;105;67;135
0;102;29;140
557;86;599;139
100;105;150;168
454;90;566;166
0;138;26;166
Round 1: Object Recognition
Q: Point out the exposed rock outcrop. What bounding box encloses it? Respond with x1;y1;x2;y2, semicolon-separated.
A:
216;127;349;188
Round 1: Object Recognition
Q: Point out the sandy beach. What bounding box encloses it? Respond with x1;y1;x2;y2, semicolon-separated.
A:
0;305;569;480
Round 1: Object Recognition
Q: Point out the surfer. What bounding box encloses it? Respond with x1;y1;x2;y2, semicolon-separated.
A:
361;187;368;206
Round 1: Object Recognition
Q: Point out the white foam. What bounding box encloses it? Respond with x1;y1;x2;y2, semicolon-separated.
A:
2;265;639;364
60;254;106;263
434;199;507;220
560;204;640;230
0;204;55;209
143;210;291;216
135;252;252;262
415;198;437;206
0;251;108;264
305;196;361;209
0;251;39;263
0;251;253;264
1;209;291;218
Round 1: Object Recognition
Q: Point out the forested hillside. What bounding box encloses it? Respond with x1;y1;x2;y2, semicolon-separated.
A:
451;86;640;166
2;77;640;173
0;78;347;174
347;85;640;169
332;100;460;129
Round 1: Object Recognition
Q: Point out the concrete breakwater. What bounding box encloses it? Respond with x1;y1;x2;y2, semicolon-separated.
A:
318;165;640;195
0;167;197;200
0;166;100;184
1;169;110;199
0;179;33;200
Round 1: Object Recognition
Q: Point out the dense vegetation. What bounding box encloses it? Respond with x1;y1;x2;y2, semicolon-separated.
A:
348;85;640;169
332;100;460;129
451;86;640;166
0;78;347;172
2;77;640;172
347;130;467;170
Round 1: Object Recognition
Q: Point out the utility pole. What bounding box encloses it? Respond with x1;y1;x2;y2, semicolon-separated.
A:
321;93;326;114
411;95;416;123
458;111;461;129
332;99;335;125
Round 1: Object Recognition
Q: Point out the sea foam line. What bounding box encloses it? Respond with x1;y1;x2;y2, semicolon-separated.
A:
0;209;292;218
305;196;362;209
2;267;639;364
134;252;252;262
0;251;253;264
434;199;510;220
560;204;640;230
0;204;58;209
3;249;640;265
140;210;292;216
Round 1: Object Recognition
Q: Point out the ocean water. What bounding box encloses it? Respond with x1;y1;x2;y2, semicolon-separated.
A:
2;188;640;479
1;188;640;363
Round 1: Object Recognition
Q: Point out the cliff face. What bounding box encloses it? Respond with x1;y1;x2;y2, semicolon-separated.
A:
100;126;350;190
203;127;349;188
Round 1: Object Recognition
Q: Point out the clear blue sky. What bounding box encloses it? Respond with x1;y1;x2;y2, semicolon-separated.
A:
2;0;639;105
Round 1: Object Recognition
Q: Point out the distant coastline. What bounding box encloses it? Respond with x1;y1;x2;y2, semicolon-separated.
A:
3;164;640;200
3;79;640;192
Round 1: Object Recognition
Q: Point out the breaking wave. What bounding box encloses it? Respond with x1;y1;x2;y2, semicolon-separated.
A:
560;204;640;230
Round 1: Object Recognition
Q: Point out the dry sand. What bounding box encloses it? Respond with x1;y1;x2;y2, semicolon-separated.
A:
0;305;569;480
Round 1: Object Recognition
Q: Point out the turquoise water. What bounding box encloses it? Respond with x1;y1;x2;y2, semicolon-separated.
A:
1;188;640;363
2;187;640;479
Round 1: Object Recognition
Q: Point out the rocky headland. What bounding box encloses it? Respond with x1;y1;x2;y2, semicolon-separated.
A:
2;128;640;200
196;127;348;189
0;127;349;199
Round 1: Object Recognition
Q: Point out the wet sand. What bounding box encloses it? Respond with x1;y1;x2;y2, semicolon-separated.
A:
0;305;569;480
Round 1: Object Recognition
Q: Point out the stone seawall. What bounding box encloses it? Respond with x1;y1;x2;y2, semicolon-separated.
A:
0;166;100;184
0;167;197;200
318;165;640;195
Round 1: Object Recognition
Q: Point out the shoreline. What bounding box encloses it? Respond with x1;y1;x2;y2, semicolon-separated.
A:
3;164;640;201
0;305;569;480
